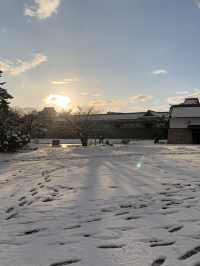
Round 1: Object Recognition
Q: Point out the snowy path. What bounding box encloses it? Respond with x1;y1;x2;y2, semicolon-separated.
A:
1;143;200;265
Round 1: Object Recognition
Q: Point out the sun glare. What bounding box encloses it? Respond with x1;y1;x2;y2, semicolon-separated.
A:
46;94;71;109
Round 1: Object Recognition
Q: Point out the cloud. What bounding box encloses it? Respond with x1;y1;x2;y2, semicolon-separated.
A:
89;99;127;112
0;53;47;76
89;95;153;112
25;0;61;20
92;93;101;97
152;69;168;75
80;92;89;96
0;60;11;73
80;92;101;97
175;90;189;95
167;90;200;105
191;90;200;98
51;78;79;85
167;96;185;105
129;95;153;103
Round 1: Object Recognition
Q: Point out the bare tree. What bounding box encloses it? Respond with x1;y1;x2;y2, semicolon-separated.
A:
22;111;38;136
67;107;97;146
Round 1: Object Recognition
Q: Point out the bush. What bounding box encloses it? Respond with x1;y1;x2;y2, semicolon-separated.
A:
0;131;30;152
121;139;130;145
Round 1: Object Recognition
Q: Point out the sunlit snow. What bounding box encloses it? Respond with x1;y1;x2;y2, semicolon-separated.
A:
0;141;200;266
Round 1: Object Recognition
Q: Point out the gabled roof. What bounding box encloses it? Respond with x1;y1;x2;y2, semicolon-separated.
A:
56;110;169;122
170;98;200;108
170;98;200;118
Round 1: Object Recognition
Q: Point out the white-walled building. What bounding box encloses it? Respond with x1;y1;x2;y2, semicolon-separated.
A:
168;98;200;144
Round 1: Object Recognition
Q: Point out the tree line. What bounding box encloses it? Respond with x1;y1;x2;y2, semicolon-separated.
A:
0;71;97;150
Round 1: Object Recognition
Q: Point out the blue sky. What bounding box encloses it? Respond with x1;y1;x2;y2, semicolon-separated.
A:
1;0;200;112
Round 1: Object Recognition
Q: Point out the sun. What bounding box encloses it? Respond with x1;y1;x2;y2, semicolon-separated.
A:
46;94;71;109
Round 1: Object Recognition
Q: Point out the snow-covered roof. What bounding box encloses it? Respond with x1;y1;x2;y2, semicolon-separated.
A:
56;111;168;122
170;98;200;118
91;111;168;121
183;98;200;105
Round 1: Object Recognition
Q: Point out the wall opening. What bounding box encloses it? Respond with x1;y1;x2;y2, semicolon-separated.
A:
188;125;200;144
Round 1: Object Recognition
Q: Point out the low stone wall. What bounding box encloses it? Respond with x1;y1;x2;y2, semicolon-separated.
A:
48;127;168;140
168;128;193;144
95;128;168;139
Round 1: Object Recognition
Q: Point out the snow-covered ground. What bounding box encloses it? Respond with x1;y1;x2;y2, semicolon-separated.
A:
1;142;200;266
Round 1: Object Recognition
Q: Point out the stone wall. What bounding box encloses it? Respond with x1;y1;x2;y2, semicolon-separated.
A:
168;128;193;144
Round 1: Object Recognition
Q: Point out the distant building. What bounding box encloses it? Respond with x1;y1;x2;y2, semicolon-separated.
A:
168;98;200;144
92;110;168;139
54;110;169;139
39;107;56;119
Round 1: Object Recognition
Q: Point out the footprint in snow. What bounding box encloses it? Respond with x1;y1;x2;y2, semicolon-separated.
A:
101;207;115;213
168;225;183;233
49;240;79;247
82;217;102;223
27;200;34;206
19;200;27;207
6;212;18;220
64;224;81;230
125;215;141;220
31;191;38;196
20;228;47;236
41;197;54;202
83;233;91;238
150;240;175;247
50;192;58;197
109;186;118;189
179;245;200;260
97;243;125;249
49;258;81;266
120;203;132;209
53;188;59;192
139;237;162;244
151;257;166;266
115;211;130;216
18;196;26;201
5;206;14;213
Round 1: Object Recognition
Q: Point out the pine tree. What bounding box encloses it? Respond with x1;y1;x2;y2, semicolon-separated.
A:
0;71;29;151
0;70;13;114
